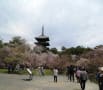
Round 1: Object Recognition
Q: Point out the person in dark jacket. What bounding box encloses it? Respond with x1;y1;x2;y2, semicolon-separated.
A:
97;67;103;90
99;72;103;90
69;65;75;82
67;66;70;80
96;70;101;90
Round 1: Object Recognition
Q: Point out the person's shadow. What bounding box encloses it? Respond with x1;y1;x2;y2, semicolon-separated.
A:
22;79;32;81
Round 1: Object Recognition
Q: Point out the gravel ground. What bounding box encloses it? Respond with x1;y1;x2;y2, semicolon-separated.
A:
0;74;98;90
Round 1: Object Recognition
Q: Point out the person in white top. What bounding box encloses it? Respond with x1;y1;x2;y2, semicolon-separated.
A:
53;67;58;82
26;66;33;80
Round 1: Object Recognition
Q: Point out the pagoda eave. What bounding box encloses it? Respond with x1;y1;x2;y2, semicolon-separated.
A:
35;37;49;41
35;42;50;46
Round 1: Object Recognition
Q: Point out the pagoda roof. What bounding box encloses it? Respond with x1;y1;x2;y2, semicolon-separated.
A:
35;35;49;41
35;42;50;46
35;25;50;46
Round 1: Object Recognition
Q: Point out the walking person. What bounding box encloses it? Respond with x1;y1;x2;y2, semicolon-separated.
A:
41;66;45;76
38;66;41;75
7;64;12;73
69;65;75;82
76;67;81;83
80;68;88;90
97;67;103;90
96;69;101;90
15;64;20;72
26;65;33;80
67;66;70;80
38;65;45;76
53;67;58;83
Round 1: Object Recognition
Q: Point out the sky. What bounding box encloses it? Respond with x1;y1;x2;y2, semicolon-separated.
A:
0;0;103;50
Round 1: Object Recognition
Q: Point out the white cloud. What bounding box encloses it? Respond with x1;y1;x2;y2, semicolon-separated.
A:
0;0;103;49
0;22;32;37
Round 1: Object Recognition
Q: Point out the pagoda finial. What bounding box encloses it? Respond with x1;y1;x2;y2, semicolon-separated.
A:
42;25;44;36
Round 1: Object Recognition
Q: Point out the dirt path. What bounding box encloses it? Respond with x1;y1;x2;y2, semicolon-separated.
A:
0;74;98;90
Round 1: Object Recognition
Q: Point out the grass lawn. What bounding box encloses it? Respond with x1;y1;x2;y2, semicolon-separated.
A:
0;69;8;73
0;68;53;75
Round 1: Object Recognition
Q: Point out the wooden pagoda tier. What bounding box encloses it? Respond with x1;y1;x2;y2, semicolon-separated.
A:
35;26;50;47
35;41;49;46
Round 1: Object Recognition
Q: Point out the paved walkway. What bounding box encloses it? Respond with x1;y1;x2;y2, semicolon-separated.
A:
0;74;98;90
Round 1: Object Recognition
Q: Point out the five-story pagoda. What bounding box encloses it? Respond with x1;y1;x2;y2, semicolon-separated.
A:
34;26;50;53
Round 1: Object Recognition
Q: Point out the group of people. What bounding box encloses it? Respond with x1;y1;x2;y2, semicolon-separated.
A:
67;65;88;90
8;64;21;73
8;63;88;89
67;65;75;82
7;63;25;73
53;65;88;90
24;65;103;90
9;63;103;90
26;66;58;82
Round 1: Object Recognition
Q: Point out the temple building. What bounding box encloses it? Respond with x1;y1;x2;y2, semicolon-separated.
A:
34;26;50;53
33;26;59;67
